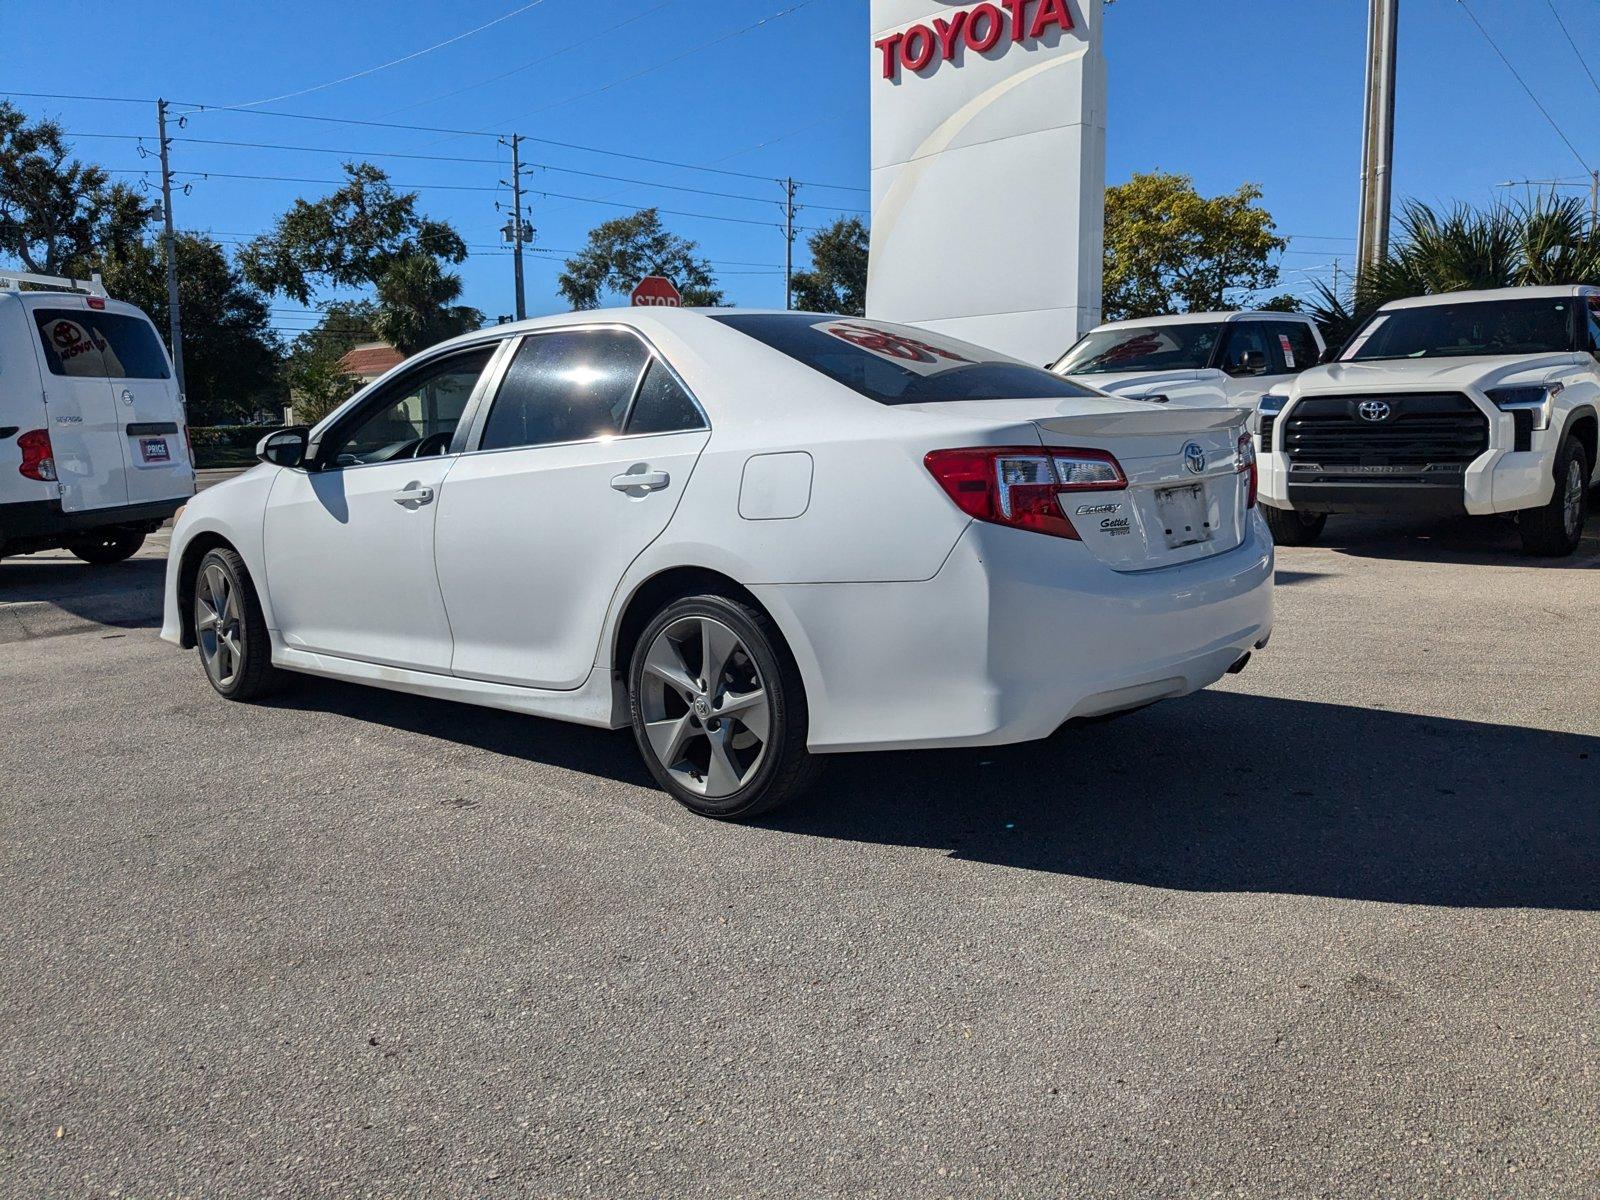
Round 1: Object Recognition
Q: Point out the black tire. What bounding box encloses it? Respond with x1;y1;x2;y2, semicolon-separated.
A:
192;547;287;701
628;593;821;820
1519;437;1589;557
1262;505;1327;546
70;529;145;565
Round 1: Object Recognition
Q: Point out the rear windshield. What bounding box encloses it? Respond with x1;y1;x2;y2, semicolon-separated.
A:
1054;322;1224;374
1341;298;1577;361
32;308;172;379
710;313;1099;405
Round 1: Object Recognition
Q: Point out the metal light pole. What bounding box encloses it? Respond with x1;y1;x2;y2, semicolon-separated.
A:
156;99;187;403
1356;0;1399;278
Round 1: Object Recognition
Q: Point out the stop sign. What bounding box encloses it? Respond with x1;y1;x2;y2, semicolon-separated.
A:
630;275;683;307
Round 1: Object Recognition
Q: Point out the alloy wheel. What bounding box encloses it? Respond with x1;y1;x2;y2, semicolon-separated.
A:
196;563;244;689
1562;458;1584;540
638;615;772;798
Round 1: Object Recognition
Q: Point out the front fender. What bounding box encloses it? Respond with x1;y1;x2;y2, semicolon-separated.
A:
160;468;281;647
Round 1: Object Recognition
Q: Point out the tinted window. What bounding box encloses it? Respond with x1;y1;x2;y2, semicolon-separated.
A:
33;309;171;379
481;329;650;451
326;346;495;466
1218;323;1270;376
1270;321;1319;372
713;314;1099;405
1586;297;1600;354
626;360;705;434
1054;322;1224;374
1343;298;1577;361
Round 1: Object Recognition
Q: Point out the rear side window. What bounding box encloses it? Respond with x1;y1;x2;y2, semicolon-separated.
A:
33;309;171;379
480;329;650;451
711;313;1099;405
626;361;705;434
1269;321;1320;372
1217;323;1270;376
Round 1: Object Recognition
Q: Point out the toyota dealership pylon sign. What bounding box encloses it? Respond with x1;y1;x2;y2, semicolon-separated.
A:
867;0;1105;363
630;276;683;307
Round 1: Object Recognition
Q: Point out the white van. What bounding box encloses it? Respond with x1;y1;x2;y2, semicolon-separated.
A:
0;271;194;564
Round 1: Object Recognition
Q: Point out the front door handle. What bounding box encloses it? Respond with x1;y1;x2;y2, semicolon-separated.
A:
393;484;435;507
611;470;670;493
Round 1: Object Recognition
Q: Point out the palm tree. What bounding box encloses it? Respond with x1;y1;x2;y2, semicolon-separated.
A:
1306;196;1600;349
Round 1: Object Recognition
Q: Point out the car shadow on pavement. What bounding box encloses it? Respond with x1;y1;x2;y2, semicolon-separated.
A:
0;555;166;632
1314;512;1600;567
766;689;1600;911
274;677;1598;911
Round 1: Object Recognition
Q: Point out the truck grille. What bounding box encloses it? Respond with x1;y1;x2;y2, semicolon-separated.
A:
1284;393;1489;473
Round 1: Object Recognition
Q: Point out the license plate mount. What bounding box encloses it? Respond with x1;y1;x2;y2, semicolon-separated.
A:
139;436;171;464
1155;482;1211;549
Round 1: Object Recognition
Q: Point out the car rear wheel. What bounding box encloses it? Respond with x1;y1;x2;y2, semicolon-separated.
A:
1262;506;1327;546
193;547;286;701
1519;437;1588;557
71;529;145;565
628;594;819;820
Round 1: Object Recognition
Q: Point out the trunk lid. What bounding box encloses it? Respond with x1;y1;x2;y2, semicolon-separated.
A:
907;398;1252;572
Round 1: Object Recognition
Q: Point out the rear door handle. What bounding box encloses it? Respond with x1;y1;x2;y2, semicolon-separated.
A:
611;470;670;492
393;485;434;506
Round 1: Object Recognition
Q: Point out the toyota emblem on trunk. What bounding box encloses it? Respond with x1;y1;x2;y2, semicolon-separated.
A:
1182;442;1206;474
1359;400;1392;422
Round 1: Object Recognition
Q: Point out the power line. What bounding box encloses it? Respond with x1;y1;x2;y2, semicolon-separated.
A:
211;0;560;112
1542;0;1600;100
1455;0;1591;172
379;0;681;119
7;91;869;193
494;0;821;126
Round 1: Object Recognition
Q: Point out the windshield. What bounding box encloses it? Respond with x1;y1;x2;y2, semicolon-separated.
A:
1053;322;1224;375
1342;298;1577;361
710;313;1100;405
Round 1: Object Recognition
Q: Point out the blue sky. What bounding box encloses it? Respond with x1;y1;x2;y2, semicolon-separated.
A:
2;0;1598;340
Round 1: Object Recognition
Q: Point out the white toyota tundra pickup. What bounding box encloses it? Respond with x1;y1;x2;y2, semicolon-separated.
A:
1257;285;1599;556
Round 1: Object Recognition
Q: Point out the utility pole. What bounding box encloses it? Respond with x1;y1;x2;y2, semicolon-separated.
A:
1591;169;1599;234
156;99;187;404
781;177;799;310
1356;0;1399;279
501;134;530;321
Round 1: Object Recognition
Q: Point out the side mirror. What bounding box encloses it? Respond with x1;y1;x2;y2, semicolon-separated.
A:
257;426;309;468
1234;349;1268;377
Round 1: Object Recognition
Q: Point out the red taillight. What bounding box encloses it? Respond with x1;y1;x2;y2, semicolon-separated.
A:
924;445;1126;540
17;428;56;482
1237;432;1257;508
182;424;192;462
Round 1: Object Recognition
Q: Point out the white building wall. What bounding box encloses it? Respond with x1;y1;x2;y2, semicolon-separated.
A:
867;0;1106;364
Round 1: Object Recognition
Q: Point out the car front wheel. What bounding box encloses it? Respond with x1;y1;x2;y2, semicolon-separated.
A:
628;594;819;820
1262;506;1327;546
1519;437;1589;557
193;547;285;701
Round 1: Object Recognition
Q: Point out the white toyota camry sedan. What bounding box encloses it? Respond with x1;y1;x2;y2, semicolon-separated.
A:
163;309;1273;819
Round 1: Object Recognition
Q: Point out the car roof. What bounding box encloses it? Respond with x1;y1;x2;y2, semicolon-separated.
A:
1087;310;1314;332
1380;285;1597;311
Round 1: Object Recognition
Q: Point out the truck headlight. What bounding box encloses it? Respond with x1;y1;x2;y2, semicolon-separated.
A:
1258;393;1289;416
1486;384;1560;431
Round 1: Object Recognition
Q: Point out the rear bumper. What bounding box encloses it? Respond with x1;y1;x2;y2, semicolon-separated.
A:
754;514;1274;753
1;497;184;544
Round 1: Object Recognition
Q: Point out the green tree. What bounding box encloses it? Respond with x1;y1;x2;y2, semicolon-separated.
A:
0;101;154;275
790;216;868;315
283;301;377;426
1103;172;1287;320
558;208;723;310
240;163;481;353
93;233;281;424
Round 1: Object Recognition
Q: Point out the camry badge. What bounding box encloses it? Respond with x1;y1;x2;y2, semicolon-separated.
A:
1359;400;1392;422
1183;442;1206;475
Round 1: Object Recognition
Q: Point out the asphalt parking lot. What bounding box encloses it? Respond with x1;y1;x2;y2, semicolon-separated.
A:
3;515;1597;1198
